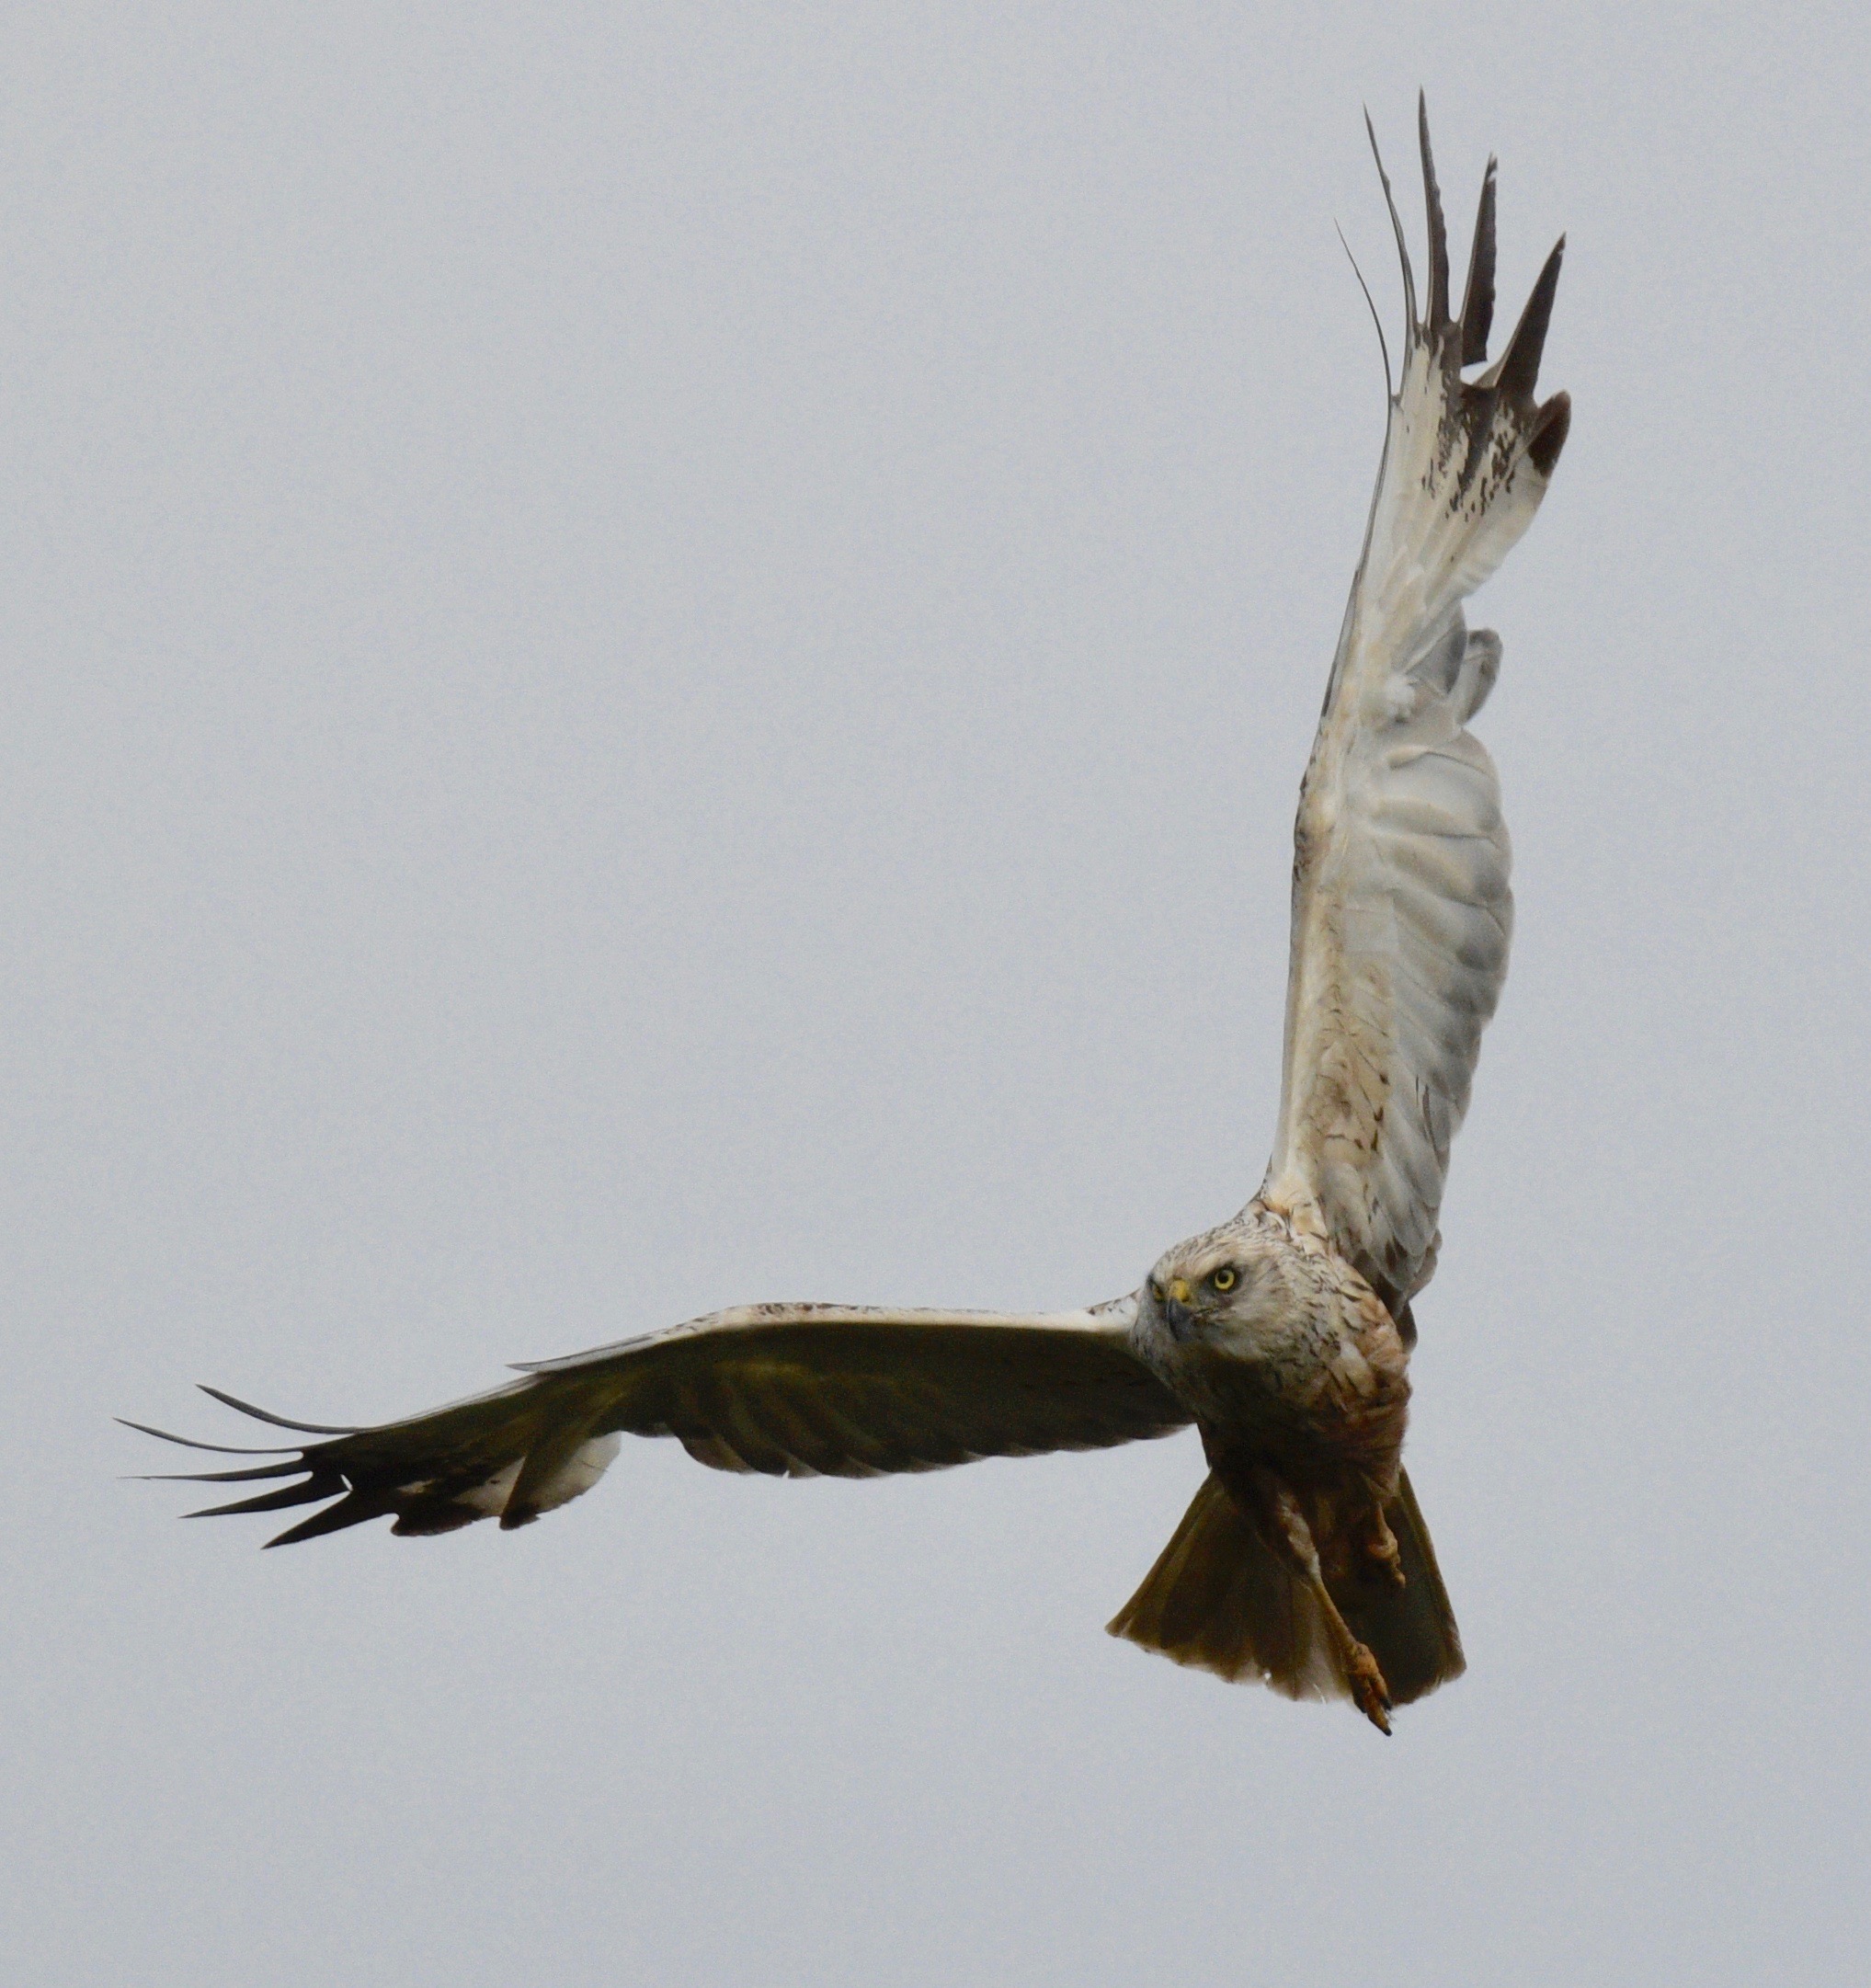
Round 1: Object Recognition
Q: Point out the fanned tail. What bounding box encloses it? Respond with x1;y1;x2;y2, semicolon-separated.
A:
1106;1468;1464;1710
1106;1473;1340;1696
1337;1469;1466;1706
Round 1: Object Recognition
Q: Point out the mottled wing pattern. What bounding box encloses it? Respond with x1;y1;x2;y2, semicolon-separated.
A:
1261;103;1569;1318
131;1297;1188;1544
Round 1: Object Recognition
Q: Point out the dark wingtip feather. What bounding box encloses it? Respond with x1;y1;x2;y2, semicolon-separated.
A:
1496;234;1565;402
1417;93;1450;332
391;1504;487;1537
196;1385;358;1436
118;1416;295;1456
139;1457;314;1483
263;1491;392;1548
1526;390;1571;477
1364;107;1417;335
187;1471;348;1520
1459;158;1498;366
1334;219;1393;400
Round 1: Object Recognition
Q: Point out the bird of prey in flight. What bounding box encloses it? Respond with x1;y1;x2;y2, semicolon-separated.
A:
132;100;1568;1734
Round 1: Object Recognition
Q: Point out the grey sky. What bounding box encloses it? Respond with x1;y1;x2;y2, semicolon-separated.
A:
5;5;1867;1983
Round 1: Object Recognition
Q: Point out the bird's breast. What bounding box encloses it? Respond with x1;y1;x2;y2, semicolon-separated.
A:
1135;1295;1408;1460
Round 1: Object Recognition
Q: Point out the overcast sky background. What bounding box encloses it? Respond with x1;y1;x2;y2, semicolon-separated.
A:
5;6;1867;1984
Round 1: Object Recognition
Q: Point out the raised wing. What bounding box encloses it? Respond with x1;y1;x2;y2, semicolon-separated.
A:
129;1296;1188;1545
1261;101;1569;1320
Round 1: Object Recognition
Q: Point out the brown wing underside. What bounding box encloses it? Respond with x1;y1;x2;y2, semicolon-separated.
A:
131;1305;1191;1544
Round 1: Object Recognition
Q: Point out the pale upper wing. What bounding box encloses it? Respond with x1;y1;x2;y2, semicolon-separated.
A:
129;1295;1188;1544
1261;103;1569;1320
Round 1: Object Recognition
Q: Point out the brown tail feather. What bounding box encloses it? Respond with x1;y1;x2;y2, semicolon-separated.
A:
1337;1468;1466;1704
1106;1468;1464;1709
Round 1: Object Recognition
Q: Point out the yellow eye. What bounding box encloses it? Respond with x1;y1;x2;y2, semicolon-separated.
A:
1211;1266;1238;1292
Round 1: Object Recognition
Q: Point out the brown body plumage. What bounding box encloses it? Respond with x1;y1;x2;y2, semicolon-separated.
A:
1109;1204;1459;1730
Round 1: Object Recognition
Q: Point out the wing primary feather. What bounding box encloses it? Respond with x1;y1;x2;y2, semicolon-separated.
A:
1335;221;1392;401
137;1458;316;1483
1417;93;1450;331
187;1473;348;1520
1493;235;1566;402
1364;107;1417;335
263;1491;394;1548
1460;158;1499;364
116;1417;297;1456
1526;389;1571;478
195;1385;359;1435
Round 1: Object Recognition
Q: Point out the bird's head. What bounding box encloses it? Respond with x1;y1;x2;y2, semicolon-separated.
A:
1143;1218;1289;1355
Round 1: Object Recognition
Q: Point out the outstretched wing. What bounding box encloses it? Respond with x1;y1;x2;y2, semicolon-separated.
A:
1261;101;1569;1320
129;1295;1188;1545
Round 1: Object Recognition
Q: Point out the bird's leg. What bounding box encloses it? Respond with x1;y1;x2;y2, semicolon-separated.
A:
1248;1466;1394;1734
1361;1502;1406;1587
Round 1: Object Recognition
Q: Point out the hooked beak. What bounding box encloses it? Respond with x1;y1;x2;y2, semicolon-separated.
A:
1158;1275;1195;1342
